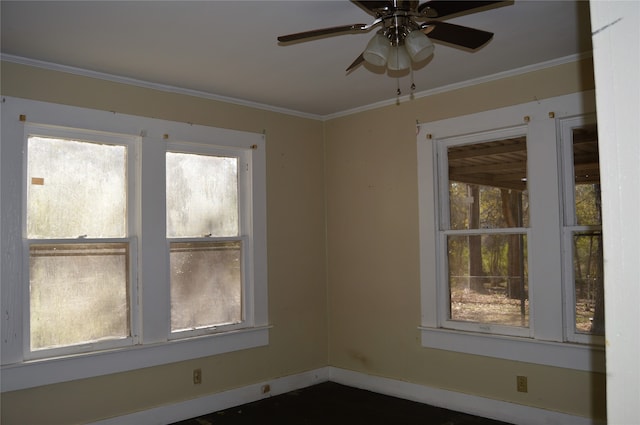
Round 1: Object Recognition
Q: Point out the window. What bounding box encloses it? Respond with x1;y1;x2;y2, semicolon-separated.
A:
560;117;603;344
1;97;268;391
417;91;605;371
25;129;136;358
441;134;530;336
166;149;245;335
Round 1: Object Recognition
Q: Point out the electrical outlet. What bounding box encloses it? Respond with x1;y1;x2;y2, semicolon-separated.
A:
193;368;202;385
516;375;528;393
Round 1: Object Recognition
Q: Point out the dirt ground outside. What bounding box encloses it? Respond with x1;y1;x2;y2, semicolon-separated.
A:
450;287;596;333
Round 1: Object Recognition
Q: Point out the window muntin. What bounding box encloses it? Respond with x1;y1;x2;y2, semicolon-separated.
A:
166;149;247;336
561;118;604;342
25;129;135;357
440;136;530;334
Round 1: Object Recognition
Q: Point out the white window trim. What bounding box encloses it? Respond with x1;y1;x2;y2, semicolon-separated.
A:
1;96;269;391
417;91;605;372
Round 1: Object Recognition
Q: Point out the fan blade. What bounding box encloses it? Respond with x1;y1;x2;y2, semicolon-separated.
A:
418;1;503;18
352;1;392;16
278;24;367;43
423;21;493;49
346;53;365;72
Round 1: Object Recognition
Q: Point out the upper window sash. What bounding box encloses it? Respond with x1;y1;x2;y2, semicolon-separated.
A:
165;142;251;238
436;126;529;232
23;123;139;240
559;114;599;227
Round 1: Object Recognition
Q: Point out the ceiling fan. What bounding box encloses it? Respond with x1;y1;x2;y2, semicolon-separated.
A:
278;1;506;73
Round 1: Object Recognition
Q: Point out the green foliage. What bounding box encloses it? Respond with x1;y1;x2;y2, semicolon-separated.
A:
575;184;601;225
448;183;528;280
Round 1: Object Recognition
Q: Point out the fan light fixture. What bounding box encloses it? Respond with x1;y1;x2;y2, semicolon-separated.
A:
405;29;435;61
363;29;434;71
277;0;504;95
387;45;412;70
363;33;390;66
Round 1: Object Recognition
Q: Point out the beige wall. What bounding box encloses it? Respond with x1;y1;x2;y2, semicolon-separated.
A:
0;61;328;424
1;57;606;423
324;57;605;420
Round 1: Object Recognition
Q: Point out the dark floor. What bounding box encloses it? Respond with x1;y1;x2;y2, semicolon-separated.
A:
172;382;513;425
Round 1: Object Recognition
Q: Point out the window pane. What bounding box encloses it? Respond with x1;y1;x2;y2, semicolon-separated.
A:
29;243;130;351
573;232;604;335
448;234;529;327
573;125;601;225
170;241;242;332
166;152;238;237
448;137;528;230
570;123;604;336
27;136;126;238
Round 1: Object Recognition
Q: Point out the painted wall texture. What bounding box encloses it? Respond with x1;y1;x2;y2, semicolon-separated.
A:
0;57;605;424
323;58;603;420
1;61;328;424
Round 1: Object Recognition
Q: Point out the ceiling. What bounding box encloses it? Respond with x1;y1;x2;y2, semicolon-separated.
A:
448;123;599;193
0;1;593;118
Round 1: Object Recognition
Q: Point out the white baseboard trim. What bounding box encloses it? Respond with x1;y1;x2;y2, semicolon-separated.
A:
328;367;604;425
90;366;604;425
89;367;331;425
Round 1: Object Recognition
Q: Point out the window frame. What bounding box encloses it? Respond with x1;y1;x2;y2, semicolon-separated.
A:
1;97;269;392
417;91;605;372
164;142;252;339
22;124;139;360
436;126;531;338
559;114;604;345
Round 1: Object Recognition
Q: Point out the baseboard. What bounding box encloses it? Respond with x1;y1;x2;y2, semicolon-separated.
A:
89;367;331;425
328;367;605;425
91;366;604;425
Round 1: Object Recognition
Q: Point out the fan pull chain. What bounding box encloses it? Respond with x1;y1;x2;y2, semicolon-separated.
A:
410;67;416;93
395;68;417;98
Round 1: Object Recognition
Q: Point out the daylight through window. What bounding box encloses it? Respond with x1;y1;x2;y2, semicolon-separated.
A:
562;120;604;342
417;93;604;369
26;133;132;353
166;151;244;333
1;97;268;390
443;137;529;331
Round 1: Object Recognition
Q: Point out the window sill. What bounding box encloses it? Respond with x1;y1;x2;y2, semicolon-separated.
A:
418;327;605;373
1;326;270;392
